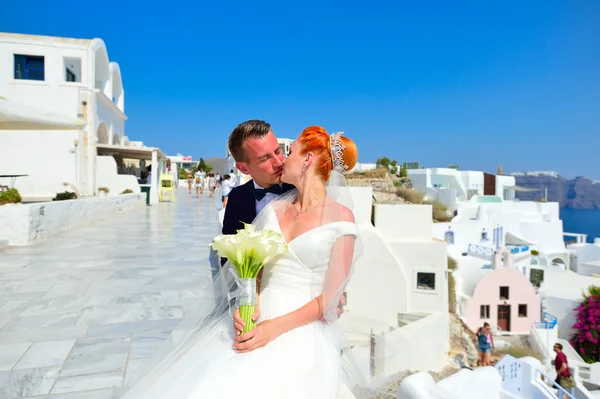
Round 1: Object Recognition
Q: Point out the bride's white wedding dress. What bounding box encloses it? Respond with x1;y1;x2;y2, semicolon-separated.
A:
123;207;358;399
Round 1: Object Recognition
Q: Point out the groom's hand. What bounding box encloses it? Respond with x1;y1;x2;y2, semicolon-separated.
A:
233;303;260;336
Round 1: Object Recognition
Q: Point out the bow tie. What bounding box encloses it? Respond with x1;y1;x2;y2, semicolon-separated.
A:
253;184;283;201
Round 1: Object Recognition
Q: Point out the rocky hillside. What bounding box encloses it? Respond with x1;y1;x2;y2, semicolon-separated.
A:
513;172;600;209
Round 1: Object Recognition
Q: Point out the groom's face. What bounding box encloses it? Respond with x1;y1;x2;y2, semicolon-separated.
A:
236;131;284;187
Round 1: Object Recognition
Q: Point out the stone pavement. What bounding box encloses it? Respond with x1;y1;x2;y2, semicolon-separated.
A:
0;188;222;399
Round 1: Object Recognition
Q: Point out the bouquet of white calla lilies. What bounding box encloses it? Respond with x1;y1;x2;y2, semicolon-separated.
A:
211;223;288;333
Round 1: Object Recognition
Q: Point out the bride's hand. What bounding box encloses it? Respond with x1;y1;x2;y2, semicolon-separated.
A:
233;319;280;353
233;301;260;336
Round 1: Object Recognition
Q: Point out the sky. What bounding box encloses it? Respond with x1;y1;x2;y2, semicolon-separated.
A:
3;0;600;178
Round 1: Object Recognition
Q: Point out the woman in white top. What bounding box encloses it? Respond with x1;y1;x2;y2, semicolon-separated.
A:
220;174;235;208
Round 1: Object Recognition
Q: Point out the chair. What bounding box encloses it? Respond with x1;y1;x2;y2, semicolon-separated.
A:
159;173;175;202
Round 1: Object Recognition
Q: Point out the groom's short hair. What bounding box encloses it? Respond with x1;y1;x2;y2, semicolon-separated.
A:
228;120;271;162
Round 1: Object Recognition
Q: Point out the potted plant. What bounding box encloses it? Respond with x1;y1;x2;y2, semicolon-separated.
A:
98;187;110;196
121;189;134;194
0;188;22;205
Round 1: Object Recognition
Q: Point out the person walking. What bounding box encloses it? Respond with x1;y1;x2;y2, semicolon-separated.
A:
208;172;217;198
194;168;206;197
553;343;576;398
475;322;494;366
220;174;234;208
187;172;194;194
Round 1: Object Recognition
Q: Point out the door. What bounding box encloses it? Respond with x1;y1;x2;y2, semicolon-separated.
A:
498;305;511;332
484;173;496;196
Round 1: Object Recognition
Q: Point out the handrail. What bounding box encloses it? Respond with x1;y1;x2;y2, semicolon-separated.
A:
535;369;575;399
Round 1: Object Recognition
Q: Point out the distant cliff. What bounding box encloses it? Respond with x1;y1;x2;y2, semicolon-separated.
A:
512;172;600;209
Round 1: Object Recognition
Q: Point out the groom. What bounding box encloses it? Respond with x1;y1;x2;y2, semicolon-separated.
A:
221;120;294;242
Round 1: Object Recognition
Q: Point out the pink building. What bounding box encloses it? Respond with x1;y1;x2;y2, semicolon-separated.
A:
463;263;541;334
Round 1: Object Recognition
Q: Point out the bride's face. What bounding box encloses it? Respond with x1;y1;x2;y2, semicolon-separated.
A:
281;141;305;184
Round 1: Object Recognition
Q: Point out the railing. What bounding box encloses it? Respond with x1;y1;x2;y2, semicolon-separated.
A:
532;312;558;329
535;369;576;399
468;243;494;258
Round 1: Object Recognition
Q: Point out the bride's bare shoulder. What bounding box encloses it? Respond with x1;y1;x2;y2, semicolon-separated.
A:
323;200;355;223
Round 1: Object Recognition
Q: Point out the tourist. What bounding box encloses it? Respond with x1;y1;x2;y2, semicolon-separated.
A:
229;169;238;187
475;322;494;366
215;173;221;189
187;172;193;194
208;172;217;198
194;168;205;197
553;343;576;398
146;165;152;185
220;174;234;208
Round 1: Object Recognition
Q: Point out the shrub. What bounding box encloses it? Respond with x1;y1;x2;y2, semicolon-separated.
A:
427;200;452;222
497;344;543;361
530;250;540;256
0;188;22;205
178;168;189;179
570;285;600;363
121;189;134;194
98;187;109;194
448;273;457;313
347;167;389;179
396;187;424;203
53;191;77;201
448;257;457;270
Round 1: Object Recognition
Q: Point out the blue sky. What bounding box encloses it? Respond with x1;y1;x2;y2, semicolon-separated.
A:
4;0;600;178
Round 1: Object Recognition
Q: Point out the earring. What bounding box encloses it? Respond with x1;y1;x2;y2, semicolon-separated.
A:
302;167;307;173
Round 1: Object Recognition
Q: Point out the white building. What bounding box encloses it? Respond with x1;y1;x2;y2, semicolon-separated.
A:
567;238;600;277
408;168;519;211
0;33;167;202
342;189;450;380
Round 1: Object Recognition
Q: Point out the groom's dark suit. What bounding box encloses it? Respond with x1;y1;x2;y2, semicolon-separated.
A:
220;179;294;265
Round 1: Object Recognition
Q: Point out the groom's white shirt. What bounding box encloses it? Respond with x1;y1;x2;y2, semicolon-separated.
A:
253;181;282;215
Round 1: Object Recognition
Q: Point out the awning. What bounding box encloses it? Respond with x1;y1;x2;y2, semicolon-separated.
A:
505;185;543;192
97;143;167;161
505;231;535;246
0;98;86;130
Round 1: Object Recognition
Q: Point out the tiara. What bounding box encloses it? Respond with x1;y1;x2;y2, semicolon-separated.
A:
330;131;348;172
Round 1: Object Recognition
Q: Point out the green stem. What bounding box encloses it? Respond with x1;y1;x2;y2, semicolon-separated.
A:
240;304;256;334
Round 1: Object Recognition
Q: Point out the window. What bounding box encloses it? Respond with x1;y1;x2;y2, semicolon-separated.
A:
417;272;436;291
518;304;528;318
66;69;76;82
64;57;81;82
480;305;490;319
500;286;509;300
14;54;45;81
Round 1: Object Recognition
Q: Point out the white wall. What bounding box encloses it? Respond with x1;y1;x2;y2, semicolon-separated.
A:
96;156;141;195
0;129;79;198
377;313;449;376
398;366;502;399
374;204;432;242
0;194;145;245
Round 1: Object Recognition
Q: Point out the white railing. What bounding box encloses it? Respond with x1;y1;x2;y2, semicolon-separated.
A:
535;369;576;399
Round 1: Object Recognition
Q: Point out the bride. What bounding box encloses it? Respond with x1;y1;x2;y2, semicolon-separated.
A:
117;126;362;399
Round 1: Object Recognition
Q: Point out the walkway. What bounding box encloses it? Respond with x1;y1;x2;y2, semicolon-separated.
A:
0;188;221;399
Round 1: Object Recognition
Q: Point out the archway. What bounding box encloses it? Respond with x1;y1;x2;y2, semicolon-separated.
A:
112;133;120;145
551;258;567;271
97;123;109;144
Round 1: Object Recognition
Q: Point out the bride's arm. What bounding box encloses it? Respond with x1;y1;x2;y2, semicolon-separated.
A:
233;233;355;353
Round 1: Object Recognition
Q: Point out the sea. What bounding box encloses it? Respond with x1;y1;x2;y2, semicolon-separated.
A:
560;208;600;243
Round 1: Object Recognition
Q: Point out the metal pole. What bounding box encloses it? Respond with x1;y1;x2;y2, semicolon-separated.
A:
370;328;375;378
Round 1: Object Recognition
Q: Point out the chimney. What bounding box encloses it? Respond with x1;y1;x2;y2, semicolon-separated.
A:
497;166;503;175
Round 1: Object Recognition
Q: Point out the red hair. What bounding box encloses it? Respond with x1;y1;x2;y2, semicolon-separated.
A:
297;126;358;180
